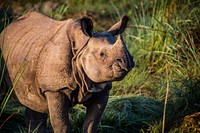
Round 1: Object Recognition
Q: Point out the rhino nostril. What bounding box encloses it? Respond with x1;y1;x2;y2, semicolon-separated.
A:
116;58;123;63
113;59;129;72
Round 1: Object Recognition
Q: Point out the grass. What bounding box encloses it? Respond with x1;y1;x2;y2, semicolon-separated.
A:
0;0;200;132
112;0;200;98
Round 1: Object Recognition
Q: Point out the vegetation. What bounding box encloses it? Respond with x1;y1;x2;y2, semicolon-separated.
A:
0;0;200;132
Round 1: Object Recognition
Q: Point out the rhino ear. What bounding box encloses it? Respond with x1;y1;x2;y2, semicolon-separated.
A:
108;15;129;36
80;17;93;37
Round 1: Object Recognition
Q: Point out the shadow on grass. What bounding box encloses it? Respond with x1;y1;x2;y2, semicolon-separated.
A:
101;96;164;133
1;96;162;133
1;90;200;133
68;96;164;133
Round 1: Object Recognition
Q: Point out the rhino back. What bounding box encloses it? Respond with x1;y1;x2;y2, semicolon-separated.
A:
1;12;64;78
0;12;67;112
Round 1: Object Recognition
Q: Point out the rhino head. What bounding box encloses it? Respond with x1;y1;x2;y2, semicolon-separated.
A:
74;16;134;88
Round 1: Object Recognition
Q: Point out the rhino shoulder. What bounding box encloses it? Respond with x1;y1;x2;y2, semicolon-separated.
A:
36;22;76;93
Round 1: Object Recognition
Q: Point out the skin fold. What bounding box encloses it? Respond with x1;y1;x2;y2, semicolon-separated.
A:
0;11;134;133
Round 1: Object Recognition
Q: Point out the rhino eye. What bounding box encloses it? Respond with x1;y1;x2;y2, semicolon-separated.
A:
100;52;105;57
99;50;107;60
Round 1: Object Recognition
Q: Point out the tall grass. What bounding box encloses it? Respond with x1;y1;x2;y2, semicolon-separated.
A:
0;12;29;131
0;13;30;115
111;0;200;99
0;0;199;132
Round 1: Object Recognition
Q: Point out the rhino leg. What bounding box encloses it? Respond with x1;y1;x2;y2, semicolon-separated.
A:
45;91;70;133
83;90;109;133
25;108;48;133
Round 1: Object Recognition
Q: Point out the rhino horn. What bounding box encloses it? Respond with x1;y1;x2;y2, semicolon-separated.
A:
108;15;129;36
114;35;125;48
113;35;135;72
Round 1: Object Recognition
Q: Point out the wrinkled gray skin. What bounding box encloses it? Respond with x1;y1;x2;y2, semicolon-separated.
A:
0;11;134;133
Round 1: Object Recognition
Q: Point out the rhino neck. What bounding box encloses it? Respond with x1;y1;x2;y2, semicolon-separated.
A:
68;20;112;103
72;51;112;103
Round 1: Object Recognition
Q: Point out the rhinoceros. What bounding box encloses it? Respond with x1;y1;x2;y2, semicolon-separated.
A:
0;11;134;133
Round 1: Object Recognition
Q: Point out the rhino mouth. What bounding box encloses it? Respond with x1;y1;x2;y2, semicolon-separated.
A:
111;62;129;80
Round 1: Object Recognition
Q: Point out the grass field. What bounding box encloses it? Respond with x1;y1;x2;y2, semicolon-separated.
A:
0;0;200;132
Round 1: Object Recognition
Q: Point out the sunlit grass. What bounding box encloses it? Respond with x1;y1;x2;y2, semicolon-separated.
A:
0;0;199;132
112;0;200;99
